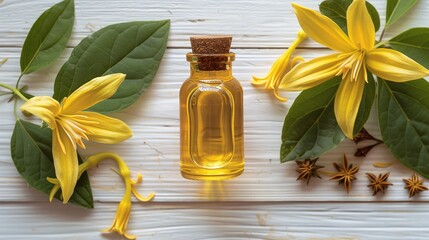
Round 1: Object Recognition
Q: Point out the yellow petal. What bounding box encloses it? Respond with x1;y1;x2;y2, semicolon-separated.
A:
252;30;307;90
280;53;345;90
251;52;290;90
46;177;61;202
292;3;355;53
366;48;429;82
76;111;132;144
132;189;155;202
62;73;126;114
347;0;375;50
52;127;78;203
102;197;132;237
20;96;60;129
334;73;366;139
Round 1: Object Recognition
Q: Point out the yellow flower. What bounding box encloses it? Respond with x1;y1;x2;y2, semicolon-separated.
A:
20;74;133;203
252;31;307;102
105;197;134;239
104;156;155;240
103;185;154;239
49;152;155;240
280;0;429;139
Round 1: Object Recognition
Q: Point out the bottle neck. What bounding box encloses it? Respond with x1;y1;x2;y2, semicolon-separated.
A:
187;52;235;81
189;63;233;80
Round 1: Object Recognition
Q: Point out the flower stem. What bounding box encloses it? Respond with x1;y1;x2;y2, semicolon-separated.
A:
0;83;28;101
78;152;130;179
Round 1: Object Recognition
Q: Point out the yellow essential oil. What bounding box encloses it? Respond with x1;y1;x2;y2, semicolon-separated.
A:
180;36;244;180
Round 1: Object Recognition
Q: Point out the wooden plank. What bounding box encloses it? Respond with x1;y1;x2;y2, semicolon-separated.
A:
0;47;423;203
0;0;427;48
0;201;428;239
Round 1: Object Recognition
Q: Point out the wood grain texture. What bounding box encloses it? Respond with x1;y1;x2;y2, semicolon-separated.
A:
0;0;428;48
1;0;429;239
1;201;429;239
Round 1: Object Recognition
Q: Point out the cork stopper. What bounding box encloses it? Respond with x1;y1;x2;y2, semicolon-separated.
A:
190;35;232;54
189;35;233;71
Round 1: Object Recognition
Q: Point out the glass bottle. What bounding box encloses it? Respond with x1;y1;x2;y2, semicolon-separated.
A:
180;36;244;180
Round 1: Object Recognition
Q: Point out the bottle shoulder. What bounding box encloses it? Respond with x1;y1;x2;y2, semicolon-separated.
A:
182;76;241;85
181;77;241;93
180;79;243;104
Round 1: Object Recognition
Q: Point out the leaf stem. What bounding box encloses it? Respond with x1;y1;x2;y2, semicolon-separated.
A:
378;28;386;43
0;83;29;101
13;98;19;120
0;58;8;66
15;74;24;89
374;41;389;49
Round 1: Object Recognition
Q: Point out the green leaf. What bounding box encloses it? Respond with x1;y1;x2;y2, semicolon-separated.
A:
11;120;93;208
20;0;74;74
389;28;429;69
319;0;380;33
280;74;375;162
386;0;418;28
378;78;429;178
280;77;345;162
53;20;170;113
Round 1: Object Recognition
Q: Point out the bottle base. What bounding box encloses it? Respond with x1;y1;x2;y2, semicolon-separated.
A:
180;168;244;181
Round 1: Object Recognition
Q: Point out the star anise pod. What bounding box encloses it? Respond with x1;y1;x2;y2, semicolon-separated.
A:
366;172;393;196
353;128;383;157
403;173;428;198
353;128;382;144
295;158;324;185
355;142;382;157
353;128;375;143
330;155;359;193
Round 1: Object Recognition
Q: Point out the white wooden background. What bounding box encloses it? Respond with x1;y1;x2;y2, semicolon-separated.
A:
1;0;429;239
